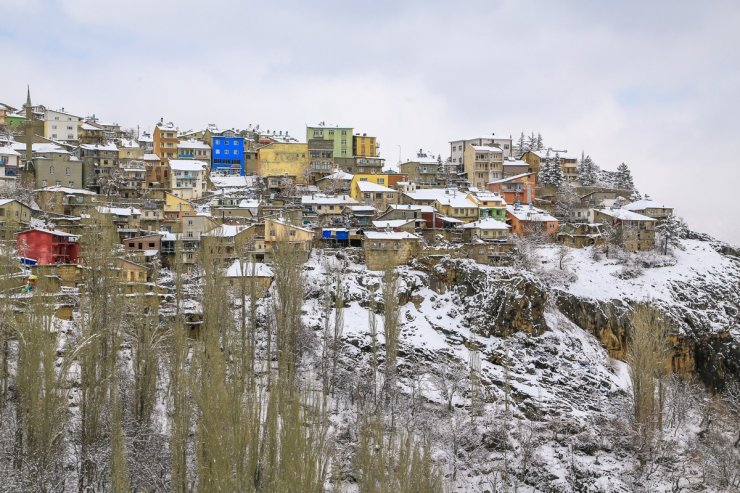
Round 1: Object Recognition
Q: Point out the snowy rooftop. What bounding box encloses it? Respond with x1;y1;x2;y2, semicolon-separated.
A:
22;227;79;238
80;143;118;152
387;204;436;213
403;188;460;202
177;139;211;150
143;153;160;161
169;160;208;171
36;185;97;195
530;149;578;160
470;145;503;153
594;208;656;222
623;199;671;211
356;181;395;193
202;224;250;237
469;191;506;204
210;175;254;188
506;204;557;222
225;260;273;278
363;231;421;241
460;218;510;230
435;195;478;208
503;159;529;167
371;219;416;229
488;172;535;184
11;142;69;154
319;170;354;181
96;206;142;216
302;194;357;205
0;146;21;156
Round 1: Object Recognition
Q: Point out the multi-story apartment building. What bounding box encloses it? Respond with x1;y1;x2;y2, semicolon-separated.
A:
169;160;208;200
450;136;513;173
44;108;82;142
211;130;245;175
353;133;378;157
399;150;440;187
463;144;504;190
78;143;119;190
257;142;309;184
177;139;211;162
307;124;353;181
153;122;179;162
11;142;83;189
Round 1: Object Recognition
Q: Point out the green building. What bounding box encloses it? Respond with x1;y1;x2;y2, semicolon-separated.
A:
306;124;353;182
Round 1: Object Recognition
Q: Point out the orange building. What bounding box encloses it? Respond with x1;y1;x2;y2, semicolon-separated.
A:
505;205;558;238
487;172;536;206
153;122;179;162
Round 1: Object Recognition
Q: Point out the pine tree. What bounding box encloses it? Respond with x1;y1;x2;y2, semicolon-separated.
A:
538;150;564;188
516;132;526;156
655;214;688;255
616;162;635;190
578;154;598;186
536;133;544;151
526;132;537;153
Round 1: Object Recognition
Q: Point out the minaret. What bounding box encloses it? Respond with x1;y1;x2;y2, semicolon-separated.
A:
22;86;36;186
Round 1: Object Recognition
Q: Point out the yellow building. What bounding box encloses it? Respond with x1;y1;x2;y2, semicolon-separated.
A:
257;143;309;184
433;195;479;223
353;134;378;157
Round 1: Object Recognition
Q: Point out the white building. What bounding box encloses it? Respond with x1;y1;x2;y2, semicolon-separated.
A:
449;136;513;171
169;160;209;200
44;108;82;142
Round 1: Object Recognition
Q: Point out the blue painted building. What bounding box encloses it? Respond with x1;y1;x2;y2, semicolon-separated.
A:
211;130;245;175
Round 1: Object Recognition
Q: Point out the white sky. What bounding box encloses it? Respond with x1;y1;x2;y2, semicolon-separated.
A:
2;0;739;243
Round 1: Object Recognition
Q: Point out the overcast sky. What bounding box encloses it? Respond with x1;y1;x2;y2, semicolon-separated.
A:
2;0;739;243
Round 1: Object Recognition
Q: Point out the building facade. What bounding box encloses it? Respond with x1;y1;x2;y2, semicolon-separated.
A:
211;131;245;175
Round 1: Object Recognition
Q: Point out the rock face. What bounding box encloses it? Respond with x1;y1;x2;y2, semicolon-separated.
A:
426;258;549;338
555;291;739;390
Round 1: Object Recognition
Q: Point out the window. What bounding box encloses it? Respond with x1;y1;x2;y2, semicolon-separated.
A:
341;130;347;136
52;134;57;138
42;180;48;186
69;181;74;186
328;130;334;136
224;149;230;155
215;139;221;145
52;125;57;129
215;149;220;155
65;167;71;175
49;165;54;175
67;126;73;130
233;140;238;145
341;139;347;145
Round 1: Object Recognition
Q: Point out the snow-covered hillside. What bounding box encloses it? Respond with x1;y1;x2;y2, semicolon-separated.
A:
299;238;740;492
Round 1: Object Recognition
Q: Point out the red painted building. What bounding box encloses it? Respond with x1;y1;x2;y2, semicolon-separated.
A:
17;228;80;265
487;172;536;206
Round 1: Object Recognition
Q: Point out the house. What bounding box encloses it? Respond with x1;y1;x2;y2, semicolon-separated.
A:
153;121;179;162
301;194;357;227
506;205;559;238
177;139;211;162
344;205;376;227
450;136;514;173
43;108;82;142
201;224;253;262
17;228;80;265
591;208;656;252
335;156;386;175
211;130;245;175
78;121;107;145
399;150;440;187
520;149;579;181
433;194;479;223
95;206;142;237
371;219;418;232
487;173;536;206
464;145;504;189
264;218;314;255
0;199;32;231
352;180;399;211
224;260;273;296
116;258;149;283
363;231;422;270
307;124;353;181
34;185;98;216
316;169;354;193
502;159;529;178
622;198;673;221
377;204;450;230
401;188;460;206
0;146;21;181
12;142;83;189
353;133;378;157
257;142;309;184
466;191;507;221
77;143;119;190
557;223;605;248
460;218;510;243
123;234;162;255
168;160;208;200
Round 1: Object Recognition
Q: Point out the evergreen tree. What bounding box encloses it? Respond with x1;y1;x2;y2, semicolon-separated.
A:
616;162;635;190
578;154;598;186
526;132;537;153
536;133;544;151
538;150;565;188
655;214;688;255
517;132;526;156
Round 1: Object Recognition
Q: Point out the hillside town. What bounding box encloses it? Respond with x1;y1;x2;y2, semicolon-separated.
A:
0;89;675;277
4;91;739;493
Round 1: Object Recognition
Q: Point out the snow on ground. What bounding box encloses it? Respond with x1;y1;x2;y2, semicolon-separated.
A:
537;239;737;302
